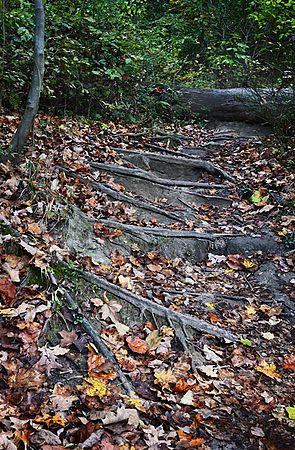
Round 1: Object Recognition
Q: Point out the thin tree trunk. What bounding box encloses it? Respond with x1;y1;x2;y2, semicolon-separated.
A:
10;0;44;155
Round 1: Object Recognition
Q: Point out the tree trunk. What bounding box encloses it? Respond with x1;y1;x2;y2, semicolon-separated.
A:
10;0;45;155
175;87;294;122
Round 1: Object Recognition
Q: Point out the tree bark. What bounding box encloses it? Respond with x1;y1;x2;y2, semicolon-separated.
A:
10;0;45;155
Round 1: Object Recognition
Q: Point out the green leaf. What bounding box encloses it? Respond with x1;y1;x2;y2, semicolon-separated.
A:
240;339;254;347
249;190;269;204
286;406;295;420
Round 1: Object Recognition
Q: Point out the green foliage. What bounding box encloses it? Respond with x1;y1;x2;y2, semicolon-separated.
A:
0;0;294;122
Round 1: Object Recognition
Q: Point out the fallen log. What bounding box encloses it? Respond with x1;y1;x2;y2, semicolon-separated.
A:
175;87;294;122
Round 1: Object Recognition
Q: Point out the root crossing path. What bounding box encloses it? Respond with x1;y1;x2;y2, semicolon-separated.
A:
41;122;294;448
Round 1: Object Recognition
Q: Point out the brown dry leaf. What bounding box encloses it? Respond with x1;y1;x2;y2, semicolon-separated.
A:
256;360;281;379
59;330;78;347
36;345;69;374
226;254;243;270
27;222;42;235
175;378;196;392
146;330;162;350
102;405;139;428
154;369;177;389
259;304;282;316
7;366;45;390
0;276;16;305
100;299;122;322
126;335;149;354
147;263;162;272
283;354;295;372
189;438;206;447
17;321;43;346
87;353;117;381
118;275;133;290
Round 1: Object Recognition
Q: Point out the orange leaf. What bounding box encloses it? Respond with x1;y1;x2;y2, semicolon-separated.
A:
177;429;192;441
175;378;195;392
283;354;295;372
189;438;206;446
15;429;31;444
126;335;149;354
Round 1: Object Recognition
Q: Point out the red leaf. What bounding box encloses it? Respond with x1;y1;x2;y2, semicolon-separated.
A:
0;276;16;305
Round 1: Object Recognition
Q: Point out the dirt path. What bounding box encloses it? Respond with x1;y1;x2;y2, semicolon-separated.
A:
0;118;294;449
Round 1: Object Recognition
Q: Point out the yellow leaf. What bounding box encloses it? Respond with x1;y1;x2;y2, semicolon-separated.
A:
84;377;110;397
256;361;281;380
205;302;215;309
245;305;257;316
35;414;65;427
154;369;177;390
0;306;16;315
278;229;289;236
243;259;255;269
126;396;146;412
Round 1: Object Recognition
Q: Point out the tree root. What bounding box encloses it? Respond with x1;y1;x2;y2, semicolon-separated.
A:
98;218;242;239
111;149;235;182
62;289;134;394
79;270;238;344
89;161;228;189
57;166;187;223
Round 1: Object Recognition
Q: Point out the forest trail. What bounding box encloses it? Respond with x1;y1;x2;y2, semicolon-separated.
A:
0;118;294;449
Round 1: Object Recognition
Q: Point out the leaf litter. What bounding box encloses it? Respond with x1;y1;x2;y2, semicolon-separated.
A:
0;115;294;449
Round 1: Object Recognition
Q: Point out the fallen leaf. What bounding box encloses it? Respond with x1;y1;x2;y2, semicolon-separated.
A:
180;390;194;406
249;188;269;206
102;405;139;427
0;276;16;305
83;377;110;397
286;406;295;420
283;354;295;372
126;335;149;354
27;222;42;235
35;414;65;427
154;369;177;389
261;332;275;340
256;360;281;379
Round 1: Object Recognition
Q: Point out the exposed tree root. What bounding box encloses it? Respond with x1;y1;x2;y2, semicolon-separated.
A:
62;289;134;394
98;218;242;239
57;166;187;222
79;270;238;344
108;149;235;182
89;161;228;189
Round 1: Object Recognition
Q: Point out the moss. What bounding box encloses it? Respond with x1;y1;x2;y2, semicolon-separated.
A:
0;221;12;235
27;267;48;288
51;261;80;281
